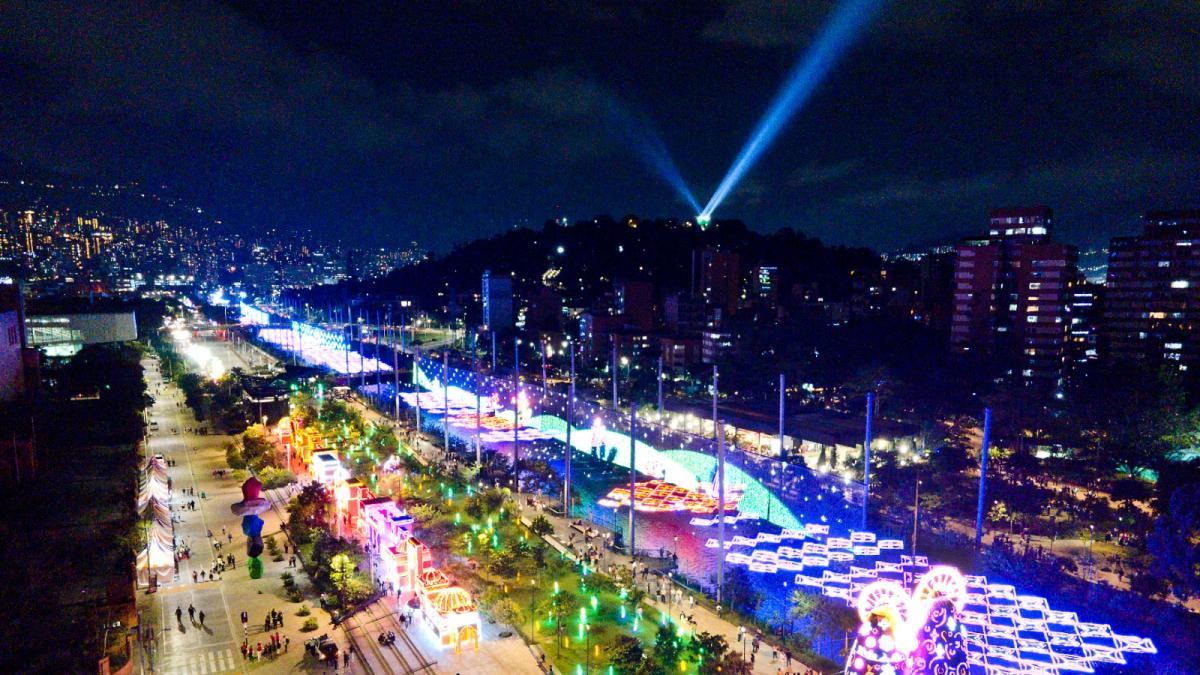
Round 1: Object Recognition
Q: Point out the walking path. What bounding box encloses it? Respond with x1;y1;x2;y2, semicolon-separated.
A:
135;351;339;674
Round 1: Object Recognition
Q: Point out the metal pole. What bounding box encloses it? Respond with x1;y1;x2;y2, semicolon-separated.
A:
913;479;921;555
359;308;367;392
391;309;400;420
629;403;637;556
443;350;450;454
474;333;481;469
375;309;382;401
975;408;993;549
610;337;618;411
414;346;422;433
565;346;574;517
343;307;351;378
491;331;496;373
863;391;873;530
711;365;719;441
717;421;726;605
778;373;785;457
656;355;664;419
513;339;520;489
540;339;548;399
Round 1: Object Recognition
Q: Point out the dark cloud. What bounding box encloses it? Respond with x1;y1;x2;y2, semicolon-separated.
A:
0;0;1195;251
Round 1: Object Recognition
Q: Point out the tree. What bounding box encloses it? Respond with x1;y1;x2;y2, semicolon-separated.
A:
807;596;858;646
605;635;645;675
688;632;730;674
720;566;763;616
530;514;554;537
788;589;818;630
988;501;1014;533
329;553;354;610
930;443;972;475
651;623;683;670
1148;483;1200;600
1073;364;1199;479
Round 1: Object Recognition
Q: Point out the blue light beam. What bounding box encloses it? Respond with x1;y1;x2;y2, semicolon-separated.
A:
699;0;885;219
604;97;701;214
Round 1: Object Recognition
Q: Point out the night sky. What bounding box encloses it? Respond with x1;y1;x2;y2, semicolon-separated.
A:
0;1;1197;252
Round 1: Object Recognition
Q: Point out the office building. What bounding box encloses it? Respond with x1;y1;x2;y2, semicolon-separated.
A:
1101;210;1200;370
951;207;1078;391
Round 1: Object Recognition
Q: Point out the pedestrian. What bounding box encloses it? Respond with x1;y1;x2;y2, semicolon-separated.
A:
344;650;351;667
228;532;233;543
175;606;183;624
241;641;248;660
199;610;206;627
241;610;249;635
192;570;198;583
284;636;290;653
188;604;195;622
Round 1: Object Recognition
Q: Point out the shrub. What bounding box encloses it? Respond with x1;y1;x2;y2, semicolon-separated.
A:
296;604;311;616
530;514;554;537
259;466;297;490
301;617;319;632
281;571;295;587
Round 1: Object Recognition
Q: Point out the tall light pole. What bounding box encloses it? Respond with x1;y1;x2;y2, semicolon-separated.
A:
711;365;719;441
717;421;726;606
474;332;481;469
629;403;637;556
974;408;993;549
540;339;548;399
513;338;520;490
862;391;874;530
565;345;575;517
778;373;786;457
656;355;664;420
414;346;422;433
912;479;922;555
443;350;450;454
610;337;618;411
391;308;400;420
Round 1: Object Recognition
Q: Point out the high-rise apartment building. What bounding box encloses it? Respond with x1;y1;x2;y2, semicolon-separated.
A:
1101;210;1200;371
481;269;513;331
699;248;740;316
950;207;1078;391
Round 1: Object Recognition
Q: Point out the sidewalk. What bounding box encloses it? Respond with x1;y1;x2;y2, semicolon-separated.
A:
135;354;339;674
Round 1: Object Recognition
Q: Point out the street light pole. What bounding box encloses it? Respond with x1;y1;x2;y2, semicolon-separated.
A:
513;339;520;491
443;350;450;455
912;479;921;555
610;337;618;411
629;403;637;556
565;345;574;518
717;421;726;606
474;333;481;470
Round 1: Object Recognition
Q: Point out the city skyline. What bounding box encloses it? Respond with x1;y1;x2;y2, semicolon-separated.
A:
0;2;1196;251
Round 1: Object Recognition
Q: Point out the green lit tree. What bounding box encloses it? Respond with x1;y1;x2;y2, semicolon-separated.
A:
605;635;645;675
